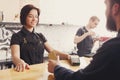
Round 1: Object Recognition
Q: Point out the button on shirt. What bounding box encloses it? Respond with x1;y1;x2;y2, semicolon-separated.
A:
10;27;47;65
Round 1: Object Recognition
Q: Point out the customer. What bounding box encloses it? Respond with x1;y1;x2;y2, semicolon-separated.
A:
74;16;100;57
48;0;120;80
10;4;69;72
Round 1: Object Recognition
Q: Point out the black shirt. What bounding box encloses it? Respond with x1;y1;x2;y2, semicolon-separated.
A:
10;27;47;65
54;31;120;80
76;26;93;56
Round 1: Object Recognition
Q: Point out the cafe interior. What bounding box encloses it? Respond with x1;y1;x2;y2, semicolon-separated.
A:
0;0;116;80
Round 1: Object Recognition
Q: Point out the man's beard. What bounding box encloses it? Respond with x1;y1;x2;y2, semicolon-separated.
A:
106;14;117;31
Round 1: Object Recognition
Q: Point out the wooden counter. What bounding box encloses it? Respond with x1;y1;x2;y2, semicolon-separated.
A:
0;58;91;80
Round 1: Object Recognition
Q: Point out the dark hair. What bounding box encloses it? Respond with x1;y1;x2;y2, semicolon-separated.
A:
106;0;120;31
110;0;120;4
110;0;120;8
20;4;40;25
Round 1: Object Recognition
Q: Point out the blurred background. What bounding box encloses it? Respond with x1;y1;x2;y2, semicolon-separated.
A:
0;0;117;36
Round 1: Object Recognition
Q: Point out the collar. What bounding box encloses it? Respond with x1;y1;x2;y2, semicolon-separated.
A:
21;26;35;36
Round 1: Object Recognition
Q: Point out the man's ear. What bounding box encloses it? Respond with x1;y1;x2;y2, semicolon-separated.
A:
112;3;120;15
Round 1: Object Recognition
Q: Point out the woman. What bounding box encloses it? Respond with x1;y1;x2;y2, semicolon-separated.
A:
10;4;69;72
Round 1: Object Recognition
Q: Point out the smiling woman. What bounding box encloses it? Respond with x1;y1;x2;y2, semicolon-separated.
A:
10;4;70;72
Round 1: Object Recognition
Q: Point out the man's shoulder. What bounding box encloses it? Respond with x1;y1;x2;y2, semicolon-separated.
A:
98;37;120;53
103;37;120;46
94;37;120;61
76;26;85;33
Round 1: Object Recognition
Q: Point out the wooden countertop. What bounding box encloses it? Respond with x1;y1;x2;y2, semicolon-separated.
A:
0;58;91;80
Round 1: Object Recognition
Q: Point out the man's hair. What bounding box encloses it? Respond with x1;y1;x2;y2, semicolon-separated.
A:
89;16;100;22
20;4;40;25
106;0;120;32
110;0;120;3
110;0;120;8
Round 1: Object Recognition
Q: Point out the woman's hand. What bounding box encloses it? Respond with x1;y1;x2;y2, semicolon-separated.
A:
14;60;30;72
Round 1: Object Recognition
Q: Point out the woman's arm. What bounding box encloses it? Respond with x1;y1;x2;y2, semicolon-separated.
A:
11;44;30;72
44;42;70;60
